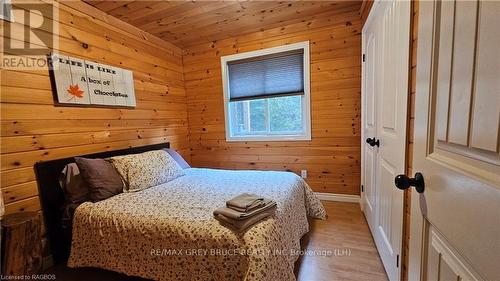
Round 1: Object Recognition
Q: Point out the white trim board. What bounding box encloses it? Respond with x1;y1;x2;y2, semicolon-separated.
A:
314;192;360;203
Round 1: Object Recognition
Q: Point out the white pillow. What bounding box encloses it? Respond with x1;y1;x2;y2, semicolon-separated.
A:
109;150;185;192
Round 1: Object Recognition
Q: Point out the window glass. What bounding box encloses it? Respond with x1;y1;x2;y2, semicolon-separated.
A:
223;42;310;141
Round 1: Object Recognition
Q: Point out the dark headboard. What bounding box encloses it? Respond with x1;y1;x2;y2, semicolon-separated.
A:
34;142;170;264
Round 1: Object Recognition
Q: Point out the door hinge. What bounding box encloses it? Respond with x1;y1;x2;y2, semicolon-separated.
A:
361;185;364;192
362;53;366;62
396;254;399;268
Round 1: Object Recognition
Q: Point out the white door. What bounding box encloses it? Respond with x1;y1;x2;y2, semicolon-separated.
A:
409;1;500;281
362;1;411;281
361;8;379;236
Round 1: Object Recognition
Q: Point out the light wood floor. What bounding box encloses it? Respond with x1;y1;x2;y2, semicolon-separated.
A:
296;201;388;281
46;201;387;281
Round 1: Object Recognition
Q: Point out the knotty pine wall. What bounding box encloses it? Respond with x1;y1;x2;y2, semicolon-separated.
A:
183;8;362;195
1;0;189;224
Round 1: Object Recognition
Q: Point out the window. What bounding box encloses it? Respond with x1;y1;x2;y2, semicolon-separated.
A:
0;0;13;22
221;41;311;141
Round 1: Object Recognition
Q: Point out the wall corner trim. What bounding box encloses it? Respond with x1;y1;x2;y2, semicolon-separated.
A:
315;192;360;203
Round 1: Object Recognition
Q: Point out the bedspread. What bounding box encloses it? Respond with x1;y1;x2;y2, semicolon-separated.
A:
68;168;326;281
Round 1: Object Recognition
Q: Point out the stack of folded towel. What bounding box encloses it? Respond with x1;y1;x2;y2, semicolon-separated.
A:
214;193;277;232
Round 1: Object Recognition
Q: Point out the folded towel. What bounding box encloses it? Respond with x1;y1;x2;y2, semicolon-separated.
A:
226;193;264;212
214;199;277;220
228;200;266;213
215;205;277;232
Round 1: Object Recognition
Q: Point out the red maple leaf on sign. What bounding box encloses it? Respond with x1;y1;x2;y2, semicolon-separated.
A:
67;84;84;98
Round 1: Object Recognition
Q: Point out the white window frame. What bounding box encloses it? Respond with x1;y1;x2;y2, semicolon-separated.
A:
221;41;311;142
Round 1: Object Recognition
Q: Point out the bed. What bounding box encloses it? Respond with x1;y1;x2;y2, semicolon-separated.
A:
35;143;326;281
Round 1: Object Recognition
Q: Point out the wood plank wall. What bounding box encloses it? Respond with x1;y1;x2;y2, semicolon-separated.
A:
1;0;189;229
183;8;362;195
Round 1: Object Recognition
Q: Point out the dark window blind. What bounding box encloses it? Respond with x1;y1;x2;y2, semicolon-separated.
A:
228;49;304;102
1;0;12;21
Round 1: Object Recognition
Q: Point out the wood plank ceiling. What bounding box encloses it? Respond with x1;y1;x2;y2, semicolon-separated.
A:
84;1;363;48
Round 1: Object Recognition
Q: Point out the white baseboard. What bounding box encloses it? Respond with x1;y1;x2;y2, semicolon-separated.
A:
315;192;360;203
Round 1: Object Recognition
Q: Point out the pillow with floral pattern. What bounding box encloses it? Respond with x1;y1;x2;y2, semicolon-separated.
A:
109;150;185;192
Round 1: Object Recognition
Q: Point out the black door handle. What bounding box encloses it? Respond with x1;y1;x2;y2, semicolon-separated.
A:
395;172;425;193
365;137;380;147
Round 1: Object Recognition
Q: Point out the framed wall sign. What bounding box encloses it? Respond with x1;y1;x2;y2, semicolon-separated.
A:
50;54;136;107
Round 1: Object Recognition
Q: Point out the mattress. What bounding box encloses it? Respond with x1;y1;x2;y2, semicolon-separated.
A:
67;168;326;281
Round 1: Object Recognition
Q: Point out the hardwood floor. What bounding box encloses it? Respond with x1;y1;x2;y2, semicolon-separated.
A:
296;201;388;281
45;201;387;281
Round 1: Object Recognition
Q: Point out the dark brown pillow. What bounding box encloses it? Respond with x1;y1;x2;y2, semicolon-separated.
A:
74;157;124;202
59;163;89;204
